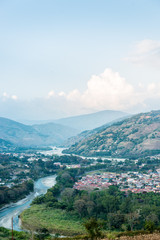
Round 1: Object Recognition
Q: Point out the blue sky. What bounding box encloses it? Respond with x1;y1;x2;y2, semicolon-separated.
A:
0;0;160;120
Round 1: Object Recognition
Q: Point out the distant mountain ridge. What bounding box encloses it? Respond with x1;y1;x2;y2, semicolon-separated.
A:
54;110;129;131
0;117;78;149
64;110;160;158
0;110;130;151
61;115;129;147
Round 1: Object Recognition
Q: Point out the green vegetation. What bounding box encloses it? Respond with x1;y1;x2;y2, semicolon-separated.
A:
0;117;79;151
0;152;92;185
0;227;29;240
21;167;160;236
21;205;86;235
0;180;34;208
84;218;104;240
65;110;160;158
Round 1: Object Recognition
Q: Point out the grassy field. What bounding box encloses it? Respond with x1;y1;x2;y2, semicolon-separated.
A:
0;227;29;240
21;204;86;236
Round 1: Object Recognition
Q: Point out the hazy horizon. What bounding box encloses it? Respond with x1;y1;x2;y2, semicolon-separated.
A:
1;0;160;121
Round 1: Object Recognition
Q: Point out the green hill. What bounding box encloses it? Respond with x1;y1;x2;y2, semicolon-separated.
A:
64;110;160;158
0;117;78;149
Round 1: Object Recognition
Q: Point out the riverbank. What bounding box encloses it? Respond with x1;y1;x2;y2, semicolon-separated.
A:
0;175;56;231
0;180;34;210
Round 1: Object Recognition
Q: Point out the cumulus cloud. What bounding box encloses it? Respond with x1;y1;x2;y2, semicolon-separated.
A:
58;91;66;97
31;68;160;117
146;82;160;98
2;92;18;101
64;68;143;111
62;68;160;113
3;92;8;98
1;68;160;120
47;90;55;98
67;89;81;101
11;95;18;100
80;69;135;110
125;39;160;68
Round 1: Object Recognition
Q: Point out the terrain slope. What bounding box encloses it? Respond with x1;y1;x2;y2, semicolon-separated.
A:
64;110;160;158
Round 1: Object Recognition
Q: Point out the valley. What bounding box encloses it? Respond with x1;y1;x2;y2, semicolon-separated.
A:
0;110;160;239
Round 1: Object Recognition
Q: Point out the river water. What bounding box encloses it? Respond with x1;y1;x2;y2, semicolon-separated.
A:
0;146;126;231
40;146;126;162
0;175;56;231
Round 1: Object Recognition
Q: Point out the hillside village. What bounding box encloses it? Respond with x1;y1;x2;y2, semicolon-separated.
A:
74;169;160;193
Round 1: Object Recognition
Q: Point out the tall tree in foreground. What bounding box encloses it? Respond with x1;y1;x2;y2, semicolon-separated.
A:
84;218;104;240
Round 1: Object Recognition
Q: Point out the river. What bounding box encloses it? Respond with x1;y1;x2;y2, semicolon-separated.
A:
40;146;126;162
0;146;125;231
0;175;56;231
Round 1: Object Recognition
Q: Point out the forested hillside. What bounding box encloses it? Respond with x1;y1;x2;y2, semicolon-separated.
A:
65;110;160;158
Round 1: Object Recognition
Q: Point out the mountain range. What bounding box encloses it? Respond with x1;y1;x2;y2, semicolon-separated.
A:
0;110;128;150
53;110;129;131
64;110;160;158
0;117;78;149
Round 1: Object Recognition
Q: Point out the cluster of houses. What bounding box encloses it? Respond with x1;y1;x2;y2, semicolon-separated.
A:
53;162;81;169
74;170;160;193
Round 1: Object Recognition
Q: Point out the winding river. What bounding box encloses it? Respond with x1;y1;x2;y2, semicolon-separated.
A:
0;175;56;231
0;146;126;231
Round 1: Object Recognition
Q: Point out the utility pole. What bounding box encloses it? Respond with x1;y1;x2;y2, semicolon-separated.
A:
12;217;13;240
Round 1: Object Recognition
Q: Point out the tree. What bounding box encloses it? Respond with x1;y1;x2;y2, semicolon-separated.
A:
35;227;50;240
144;221;155;233
45;191;57;203
86;201;95;216
126;210;140;231
107;213;125;230
146;213;159;226
61;188;75;208
74;199;86;217
84;218;104;240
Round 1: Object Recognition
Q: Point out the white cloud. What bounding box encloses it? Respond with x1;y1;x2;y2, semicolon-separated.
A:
147;83;160;98
62;68;160;112
67;89;81;101
41;68;160;114
2;92;18;101
47;90;55;98
3;92;8;97
58;91;66;97
80;68;135;110
147;83;156;92
135;39;160;55
11;95;18;100
125;39;160;67
1;68;160;120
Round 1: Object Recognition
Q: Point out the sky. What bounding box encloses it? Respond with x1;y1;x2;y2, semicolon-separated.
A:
0;0;160;121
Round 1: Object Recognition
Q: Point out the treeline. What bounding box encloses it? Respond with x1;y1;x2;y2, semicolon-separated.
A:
32;168;160;232
32;168;83;205
0;180;34;207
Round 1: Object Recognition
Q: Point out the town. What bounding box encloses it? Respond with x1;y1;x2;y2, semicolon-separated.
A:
74;169;160;193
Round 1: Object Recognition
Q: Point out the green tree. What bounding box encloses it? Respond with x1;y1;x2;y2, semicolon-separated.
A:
144;221;155;233
84;218;104;240
126;210;140;231
107;213;125;230
35;227;50;240
74;199;86;217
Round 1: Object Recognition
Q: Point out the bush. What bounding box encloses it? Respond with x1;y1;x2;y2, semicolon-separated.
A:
144;221;155;233
106;232;117;239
